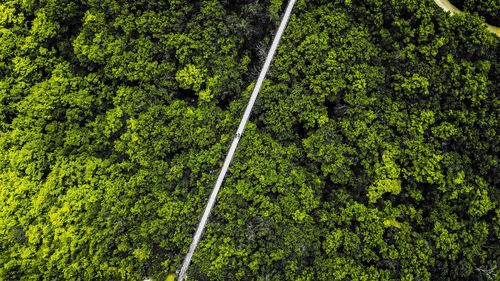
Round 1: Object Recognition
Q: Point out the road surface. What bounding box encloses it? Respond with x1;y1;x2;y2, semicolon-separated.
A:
433;0;500;36
177;0;298;280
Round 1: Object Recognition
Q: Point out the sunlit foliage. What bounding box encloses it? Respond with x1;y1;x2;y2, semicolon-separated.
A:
0;0;498;280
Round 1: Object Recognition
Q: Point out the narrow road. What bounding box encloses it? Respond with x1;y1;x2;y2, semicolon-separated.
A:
177;0;298;280
433;0;500;36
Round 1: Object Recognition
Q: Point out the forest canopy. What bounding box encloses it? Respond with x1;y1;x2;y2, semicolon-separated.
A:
0;0;498;280
450;0;500;26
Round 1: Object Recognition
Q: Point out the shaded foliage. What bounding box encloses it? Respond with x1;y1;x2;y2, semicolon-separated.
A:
0;0;498;280
451;0;500;26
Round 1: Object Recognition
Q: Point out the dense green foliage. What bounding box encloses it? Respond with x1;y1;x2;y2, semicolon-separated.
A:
0;0;282;279
1;0;499;280
451;0;500;26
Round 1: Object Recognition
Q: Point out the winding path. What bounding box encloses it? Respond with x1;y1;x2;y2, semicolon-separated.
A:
433;0;500;36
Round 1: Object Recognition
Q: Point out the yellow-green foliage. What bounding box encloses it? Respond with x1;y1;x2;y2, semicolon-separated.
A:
0;0;498;280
